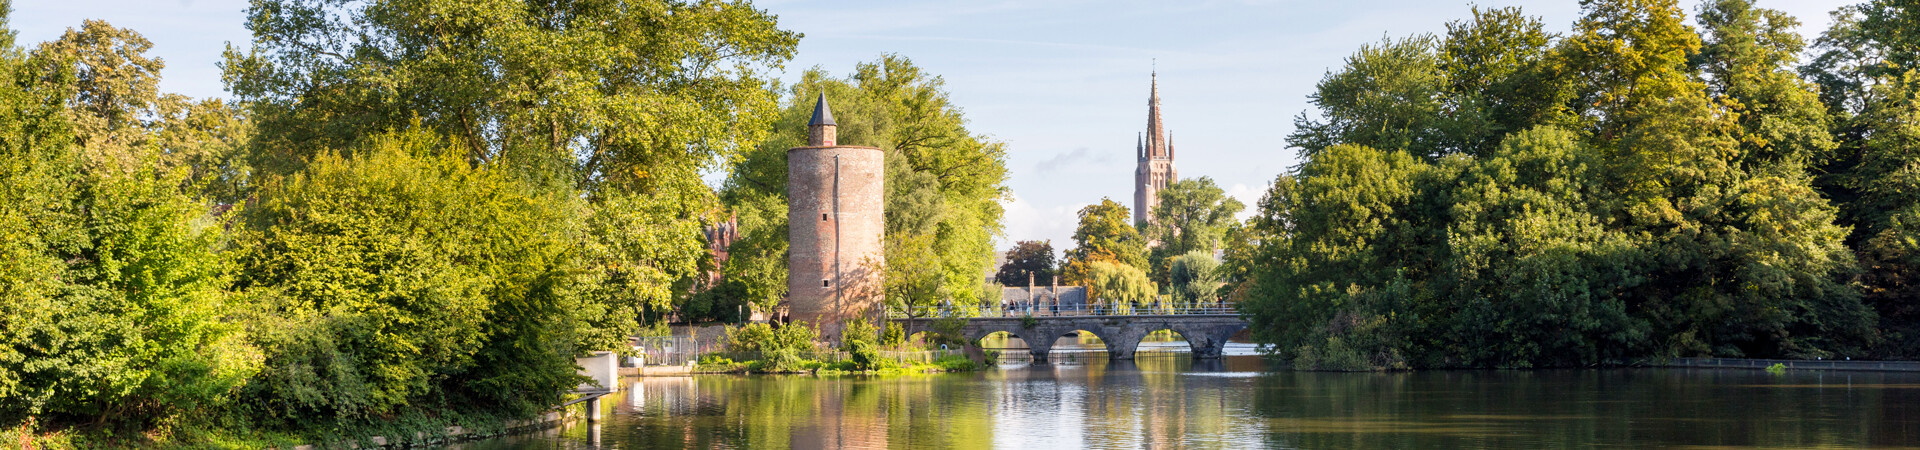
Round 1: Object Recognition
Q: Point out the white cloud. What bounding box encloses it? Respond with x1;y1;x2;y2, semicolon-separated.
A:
998;192;1087;256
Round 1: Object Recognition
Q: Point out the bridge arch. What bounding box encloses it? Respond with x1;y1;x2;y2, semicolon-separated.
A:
890;315;1246;361
1133;328;1193;357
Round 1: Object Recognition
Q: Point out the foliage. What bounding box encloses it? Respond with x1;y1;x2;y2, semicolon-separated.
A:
1145;177;1242;286
0;14;256;435
1168;250;1224;304
720;55;1011;311
1060;198;1149;286
34;20;253;202
882;322;907;347
840;319;880;350
234;129;586;425
225;0;798;189
723;322;820;355
932;355;976;372
1235;0;1881;368
996;240;1057;286
1087;261;1156;310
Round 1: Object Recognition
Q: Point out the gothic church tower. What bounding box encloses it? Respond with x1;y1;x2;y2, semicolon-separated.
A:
1134;72;1178;225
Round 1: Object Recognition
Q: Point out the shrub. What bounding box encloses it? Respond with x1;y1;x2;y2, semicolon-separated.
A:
234;130;586;425
882;322;906;347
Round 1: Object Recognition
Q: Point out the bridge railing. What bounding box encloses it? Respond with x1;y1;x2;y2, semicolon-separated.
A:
886;303;1239;319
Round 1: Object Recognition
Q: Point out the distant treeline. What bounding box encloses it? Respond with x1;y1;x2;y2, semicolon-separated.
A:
1227;0;1920;370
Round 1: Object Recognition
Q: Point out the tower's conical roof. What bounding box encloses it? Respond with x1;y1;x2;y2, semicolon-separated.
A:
809;93;837;126
1146;72;1165;158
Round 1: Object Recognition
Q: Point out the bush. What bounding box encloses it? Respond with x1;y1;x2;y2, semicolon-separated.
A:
845;340;892;371
234;130;586;425
932;355;976;372
841;319;879;350
882;322;906;347
724;322;819;355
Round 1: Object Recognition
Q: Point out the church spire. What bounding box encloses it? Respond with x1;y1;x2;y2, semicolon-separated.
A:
1146;71;1164;159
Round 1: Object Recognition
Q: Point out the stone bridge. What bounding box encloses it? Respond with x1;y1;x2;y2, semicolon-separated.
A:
893;315;1247;361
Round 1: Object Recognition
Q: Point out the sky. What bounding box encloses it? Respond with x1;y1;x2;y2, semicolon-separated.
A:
11;0;1859;255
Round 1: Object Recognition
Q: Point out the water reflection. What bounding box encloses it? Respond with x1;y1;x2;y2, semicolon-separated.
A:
467;356;1920;449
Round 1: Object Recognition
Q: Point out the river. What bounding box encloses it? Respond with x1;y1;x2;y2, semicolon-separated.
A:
464;338;1920;448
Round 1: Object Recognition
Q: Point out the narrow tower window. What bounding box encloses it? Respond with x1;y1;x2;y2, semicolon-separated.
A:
822;213;829;221
823;279;831;287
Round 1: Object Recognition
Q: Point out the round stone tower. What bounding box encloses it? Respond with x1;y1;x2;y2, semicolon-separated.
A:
788;94;885;338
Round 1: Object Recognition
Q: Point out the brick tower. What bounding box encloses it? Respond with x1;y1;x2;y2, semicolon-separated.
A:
1135;72;1178;225
788;94;885;338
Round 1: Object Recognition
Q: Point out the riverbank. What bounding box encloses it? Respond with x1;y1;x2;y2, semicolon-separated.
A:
1664;357;1920;372
688;352;977;375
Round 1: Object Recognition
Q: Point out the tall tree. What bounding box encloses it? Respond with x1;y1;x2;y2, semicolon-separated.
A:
34;20;251;201
996;240;1056;286
225;0;801;332
2;17;254;428
719;55;1011;310
1695;0;1836;173
1237;0;1873;368
1060;198;1149;287
1144;176;1243;285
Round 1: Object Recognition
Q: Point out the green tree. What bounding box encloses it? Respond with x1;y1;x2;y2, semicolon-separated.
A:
1234;144;1425;368
996;240;1056;286
1427;126;1644;367
34;20;251;202
720;55;1010;309
225;0;799;187
1850;71;1920;354
886;233;949;316
225;0;802;333
1440;6;1570;154
1060;198;1148;286
1;14;255;432
1695;0;1837;173
1087;261;1155;311
1237;0;1876;368
1144;176;1243;285
1167;250;1223;305
1288;35;1465;160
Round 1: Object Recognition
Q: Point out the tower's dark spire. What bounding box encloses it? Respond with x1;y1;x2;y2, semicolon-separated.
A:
1137;132;1144;161
1146;72;1164;158
809;93;837;126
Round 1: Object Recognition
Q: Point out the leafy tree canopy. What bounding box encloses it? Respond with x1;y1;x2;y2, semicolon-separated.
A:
996;240;1057;286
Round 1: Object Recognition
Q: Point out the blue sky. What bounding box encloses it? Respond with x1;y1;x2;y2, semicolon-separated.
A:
12;0;1857;253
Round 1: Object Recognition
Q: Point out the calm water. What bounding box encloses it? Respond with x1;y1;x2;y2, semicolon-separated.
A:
465;339;1920;449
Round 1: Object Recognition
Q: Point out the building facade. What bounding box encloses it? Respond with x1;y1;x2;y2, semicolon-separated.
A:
1134;73;1178;226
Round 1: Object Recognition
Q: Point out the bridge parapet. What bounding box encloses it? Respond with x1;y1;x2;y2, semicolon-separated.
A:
891;314;1247;361
887;304;1237;319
